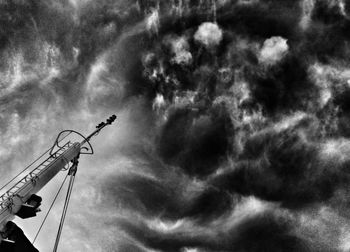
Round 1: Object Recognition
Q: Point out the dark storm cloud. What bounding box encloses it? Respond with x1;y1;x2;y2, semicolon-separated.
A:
0;0;76;59
0;0;37;49
247;54;317;114
99;0;350;251
211;116;350;208
117;207;315;252
157;106;233;177
102;154;233;222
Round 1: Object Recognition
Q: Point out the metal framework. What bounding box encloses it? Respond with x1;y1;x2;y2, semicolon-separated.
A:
0;114;117;251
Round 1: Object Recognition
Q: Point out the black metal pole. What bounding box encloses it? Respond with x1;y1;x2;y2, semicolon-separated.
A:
52;156;79;252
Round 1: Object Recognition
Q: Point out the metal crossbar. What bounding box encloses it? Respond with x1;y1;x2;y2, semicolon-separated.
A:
0;142;72;210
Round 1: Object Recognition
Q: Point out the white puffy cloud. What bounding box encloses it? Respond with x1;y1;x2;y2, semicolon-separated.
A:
194;22;223;48
146;8;160;34
259;36;289;65
169;36;192;65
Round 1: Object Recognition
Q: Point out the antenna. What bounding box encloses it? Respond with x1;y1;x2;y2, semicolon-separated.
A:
85;114;117;143
53;114;117;252
49;114;117;156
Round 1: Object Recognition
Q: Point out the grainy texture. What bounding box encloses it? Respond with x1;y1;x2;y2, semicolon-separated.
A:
1;0;350;251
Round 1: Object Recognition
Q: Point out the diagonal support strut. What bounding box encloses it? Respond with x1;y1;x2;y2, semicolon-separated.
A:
53;155;79;252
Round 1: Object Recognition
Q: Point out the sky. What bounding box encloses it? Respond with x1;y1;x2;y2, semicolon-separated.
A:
2;0;350;251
